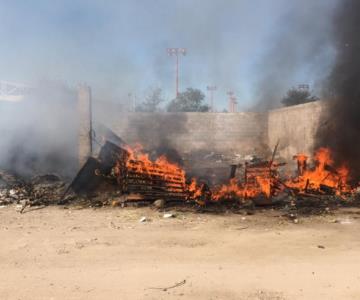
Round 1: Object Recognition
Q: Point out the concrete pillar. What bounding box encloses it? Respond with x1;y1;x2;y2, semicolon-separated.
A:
77;84;92;167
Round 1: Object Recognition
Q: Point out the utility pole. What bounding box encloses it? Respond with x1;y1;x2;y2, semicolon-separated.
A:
128;92;137;112
167;48;187;98
206;85;217;112
227;91;237;113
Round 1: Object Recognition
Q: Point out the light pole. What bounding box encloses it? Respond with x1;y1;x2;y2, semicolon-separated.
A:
206;85;217;112
227;91;237;113
128;92;137;112
167;48;187;98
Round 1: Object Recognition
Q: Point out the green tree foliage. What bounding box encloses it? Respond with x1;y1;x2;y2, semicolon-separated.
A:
281;88;319;107
135;88;164;112
167;88;209;112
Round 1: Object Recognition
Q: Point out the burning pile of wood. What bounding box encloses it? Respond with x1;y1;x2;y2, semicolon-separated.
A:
212;147;356;204
68;141;193;202
111;145;188;201
1;126;357;212
211;160;279;203
67;138;359;207
284;148;352;197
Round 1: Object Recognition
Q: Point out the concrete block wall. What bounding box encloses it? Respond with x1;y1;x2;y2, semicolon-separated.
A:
92;101;326;164
178;112;268;154
109;112;269;157
267;101;326;161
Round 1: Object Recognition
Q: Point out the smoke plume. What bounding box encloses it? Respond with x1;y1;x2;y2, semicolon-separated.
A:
0;81;78;178
316;0;360;180
253;1;337;110
124;113;188;166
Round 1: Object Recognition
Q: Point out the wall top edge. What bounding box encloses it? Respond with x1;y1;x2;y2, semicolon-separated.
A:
268;100;327;114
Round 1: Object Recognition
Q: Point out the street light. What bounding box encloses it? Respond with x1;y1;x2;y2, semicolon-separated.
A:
227;91;237;113
206;85;217;112
167;48;187;98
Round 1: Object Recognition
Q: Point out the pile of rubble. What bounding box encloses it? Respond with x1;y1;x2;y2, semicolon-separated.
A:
0;170;70;212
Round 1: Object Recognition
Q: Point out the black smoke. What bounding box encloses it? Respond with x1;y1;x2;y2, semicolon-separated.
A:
253;1;337;111
316;0;360;181
125;113;188;166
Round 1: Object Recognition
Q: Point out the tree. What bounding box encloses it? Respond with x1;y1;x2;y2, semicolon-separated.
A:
135;88;164;112
167;88;209;112
281;88;319;107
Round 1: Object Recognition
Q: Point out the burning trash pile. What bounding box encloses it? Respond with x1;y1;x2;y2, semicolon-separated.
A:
65;139;360;209
1;136;359;213
211;147;358;208
67;141;206;205
285;148;352;196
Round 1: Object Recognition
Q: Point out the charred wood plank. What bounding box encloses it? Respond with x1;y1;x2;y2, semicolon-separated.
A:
66;157;108;196
319;184;336;195
98;141;129;173
229;164;238;179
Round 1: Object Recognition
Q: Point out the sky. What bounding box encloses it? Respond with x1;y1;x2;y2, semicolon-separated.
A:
0;0;339;110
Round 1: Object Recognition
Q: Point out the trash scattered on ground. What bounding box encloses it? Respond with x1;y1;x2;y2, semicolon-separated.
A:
163;213;175;219
0;170;70;212
153;199;166;209
139;216;148;223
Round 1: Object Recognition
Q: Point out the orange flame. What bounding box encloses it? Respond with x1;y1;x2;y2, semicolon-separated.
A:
212;176;271;201
124;144;186;185
114;144;354;204
188;178;203;198
286;147;351;194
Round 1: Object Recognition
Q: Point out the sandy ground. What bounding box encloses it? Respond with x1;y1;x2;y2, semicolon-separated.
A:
1;205;360;300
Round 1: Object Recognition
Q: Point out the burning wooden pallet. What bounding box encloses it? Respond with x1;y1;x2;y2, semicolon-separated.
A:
68;141;189;201
244;161;272;197
113;158;188;201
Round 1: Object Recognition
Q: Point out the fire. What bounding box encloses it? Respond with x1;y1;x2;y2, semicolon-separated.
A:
188;178;203;198
116;144;205;200
212;177;271;201
256;176;271;198
213;178;246;201
293;153;308;175
211;147;353;202
124;144;186;186
286;147;351;195
112;143;354;205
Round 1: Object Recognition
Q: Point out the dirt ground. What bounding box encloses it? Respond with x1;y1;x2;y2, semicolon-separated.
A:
1;205;360;300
